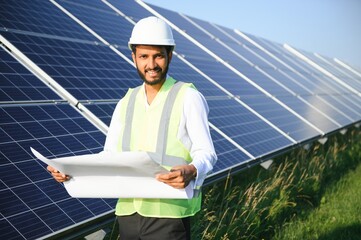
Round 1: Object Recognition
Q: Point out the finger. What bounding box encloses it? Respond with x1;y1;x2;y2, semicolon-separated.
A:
156;171;180;180
47;165;55;172
53;173;70;182
47;165;60;174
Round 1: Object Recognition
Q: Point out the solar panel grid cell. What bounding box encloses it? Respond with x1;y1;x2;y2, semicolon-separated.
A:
57;0;134;50
241;35;361;122
0;104;114;239
0;47;61;101
81;102;117;127
208;129;251;173
300;50;361;93
2;31;139;100
0;0;95;41
207;98;294;156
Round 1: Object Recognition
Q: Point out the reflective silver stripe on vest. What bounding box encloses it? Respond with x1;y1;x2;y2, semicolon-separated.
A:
122;86;142;151
122;81;188;166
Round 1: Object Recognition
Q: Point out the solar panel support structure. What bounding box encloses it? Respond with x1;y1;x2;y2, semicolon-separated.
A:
0;34;109;134
339;129;347;135
318;137;328;145
260;159;273;170
284;44;361;97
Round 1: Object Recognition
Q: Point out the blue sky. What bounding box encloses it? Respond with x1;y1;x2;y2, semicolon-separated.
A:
144;0;361;70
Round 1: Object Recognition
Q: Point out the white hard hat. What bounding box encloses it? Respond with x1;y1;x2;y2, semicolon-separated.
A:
128;16;175;49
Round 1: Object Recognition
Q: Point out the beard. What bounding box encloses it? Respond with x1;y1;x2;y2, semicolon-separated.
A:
136;64;169;86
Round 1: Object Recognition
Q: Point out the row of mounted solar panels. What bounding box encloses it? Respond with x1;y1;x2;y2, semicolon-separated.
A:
1;0;360;239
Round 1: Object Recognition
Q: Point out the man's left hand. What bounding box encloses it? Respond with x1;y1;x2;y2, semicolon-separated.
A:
156;165;197;189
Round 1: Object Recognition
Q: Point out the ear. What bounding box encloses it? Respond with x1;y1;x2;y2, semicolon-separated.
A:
132;52;136;63
168;51;173;64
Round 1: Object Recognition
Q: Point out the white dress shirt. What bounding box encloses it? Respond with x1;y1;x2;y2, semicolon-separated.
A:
104;83;217;188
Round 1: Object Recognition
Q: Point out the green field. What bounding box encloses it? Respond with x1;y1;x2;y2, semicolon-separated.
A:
191;127;361;239
273;161;361;240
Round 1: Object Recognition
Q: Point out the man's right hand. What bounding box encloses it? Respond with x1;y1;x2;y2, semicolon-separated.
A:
47;165;70;183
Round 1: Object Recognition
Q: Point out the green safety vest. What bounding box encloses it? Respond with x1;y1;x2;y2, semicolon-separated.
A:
115;77;202;218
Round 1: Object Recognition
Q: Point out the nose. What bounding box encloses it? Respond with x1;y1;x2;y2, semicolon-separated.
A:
147;57;157;69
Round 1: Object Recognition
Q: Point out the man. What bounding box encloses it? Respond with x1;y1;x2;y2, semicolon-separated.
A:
47;16;217;239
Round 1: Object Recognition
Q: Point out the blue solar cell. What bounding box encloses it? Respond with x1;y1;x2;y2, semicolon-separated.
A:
209;129;251;174
0;46;63;101
82;102;117;127
2;31;141;101
0;190;29;216
79;198;117;215
33;204;74;232
0;104;115;240
207;98;294;157
57;0;134;50
0;0;95;41
107;0;161;22
12;184;53;209
7;211;52;239
241;95;321;140
298;50;361;92
0;218;23;240
57;198;94;222
235;33;361;122
35;179;69;202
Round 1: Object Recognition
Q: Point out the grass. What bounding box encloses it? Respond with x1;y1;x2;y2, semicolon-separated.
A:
272;162;361;240
191;127;361;239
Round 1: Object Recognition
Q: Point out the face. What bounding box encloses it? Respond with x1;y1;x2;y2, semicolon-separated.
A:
132;45;172;86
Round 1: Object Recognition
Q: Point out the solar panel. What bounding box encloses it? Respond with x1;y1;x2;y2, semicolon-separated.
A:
208;128;251;173
0;103;116;239
2;31;139;101
0;47;60;102
174;14;350;133
252;37;361;120
0;0;95;41
297;50;361;93
81;102;117;127
334;59;361;81
56;0;135;50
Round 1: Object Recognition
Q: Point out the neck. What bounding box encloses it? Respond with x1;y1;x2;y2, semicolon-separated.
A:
144;78;166;105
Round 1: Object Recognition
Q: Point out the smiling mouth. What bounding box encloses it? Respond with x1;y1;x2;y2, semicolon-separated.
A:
146;67;161;77
146;70;159;77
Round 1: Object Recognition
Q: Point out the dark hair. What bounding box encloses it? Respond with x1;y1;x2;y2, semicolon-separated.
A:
130;45;174;55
